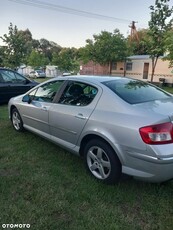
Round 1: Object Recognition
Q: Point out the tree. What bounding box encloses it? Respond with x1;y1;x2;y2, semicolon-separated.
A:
164;29;173;67
38;38;62;63
0;46;6;67
148;0;173;82
128;29;150;55
52;47;79;73
27;38;62;63
27;50;49;68
18;29;34;64
80;29;128;74
0;23;33;68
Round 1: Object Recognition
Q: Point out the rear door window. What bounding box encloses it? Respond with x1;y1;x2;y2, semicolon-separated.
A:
58;81;98;106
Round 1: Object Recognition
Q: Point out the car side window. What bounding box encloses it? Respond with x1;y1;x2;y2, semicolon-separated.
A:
29;80;64;103
59;81;98;106
0;73;4;83
0;70;26;83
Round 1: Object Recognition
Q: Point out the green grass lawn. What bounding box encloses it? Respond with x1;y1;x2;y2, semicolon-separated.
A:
30;77;52;84
1;99;173;229
163;86;173;94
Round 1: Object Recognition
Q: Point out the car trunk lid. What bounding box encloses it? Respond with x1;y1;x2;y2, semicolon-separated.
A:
133;97;173;121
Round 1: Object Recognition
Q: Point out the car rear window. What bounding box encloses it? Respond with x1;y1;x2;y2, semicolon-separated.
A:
102;79;172;104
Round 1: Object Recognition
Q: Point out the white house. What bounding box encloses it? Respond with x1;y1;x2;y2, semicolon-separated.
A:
112;55;173;85
45;65;62;78
18;66;33;76
18;65;62;78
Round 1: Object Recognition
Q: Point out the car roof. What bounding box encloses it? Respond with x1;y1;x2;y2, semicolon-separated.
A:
53;75;129;84
0;67;14;71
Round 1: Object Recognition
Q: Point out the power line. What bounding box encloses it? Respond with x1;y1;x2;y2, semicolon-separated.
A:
8;0;131;24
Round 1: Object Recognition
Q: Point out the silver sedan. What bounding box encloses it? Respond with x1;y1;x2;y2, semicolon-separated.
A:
8;76;173;184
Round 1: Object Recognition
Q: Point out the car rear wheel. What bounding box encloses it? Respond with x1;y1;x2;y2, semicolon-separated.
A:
12;108;24;132
84;139;122;184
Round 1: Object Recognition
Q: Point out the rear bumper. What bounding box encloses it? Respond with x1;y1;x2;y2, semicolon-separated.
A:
122;144;173;182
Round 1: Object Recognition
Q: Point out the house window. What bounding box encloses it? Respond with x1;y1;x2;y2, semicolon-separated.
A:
111;62;117;70
126;62;133;71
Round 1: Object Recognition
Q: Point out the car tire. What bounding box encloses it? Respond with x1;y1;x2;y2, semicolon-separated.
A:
84;139;122;184
11;108;24;132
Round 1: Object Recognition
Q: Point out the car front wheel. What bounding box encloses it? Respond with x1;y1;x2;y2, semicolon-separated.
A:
84;139;122;184
11;108;24;132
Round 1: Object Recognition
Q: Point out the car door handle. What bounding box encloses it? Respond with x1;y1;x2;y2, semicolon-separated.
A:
41;106;48;111
75;113;87;120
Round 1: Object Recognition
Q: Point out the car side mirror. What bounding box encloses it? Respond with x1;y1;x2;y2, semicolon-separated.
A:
22;95;32;103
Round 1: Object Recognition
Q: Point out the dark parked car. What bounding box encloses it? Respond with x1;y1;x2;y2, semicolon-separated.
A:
0;68;38;104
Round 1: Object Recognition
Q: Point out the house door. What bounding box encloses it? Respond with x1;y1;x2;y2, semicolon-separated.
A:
143;63;149;79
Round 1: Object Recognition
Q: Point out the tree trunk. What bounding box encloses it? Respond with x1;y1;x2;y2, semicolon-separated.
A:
150;56;159;82
123;60;126;77
109;62;112;75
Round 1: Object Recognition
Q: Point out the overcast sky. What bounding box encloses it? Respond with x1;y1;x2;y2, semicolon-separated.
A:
1;0;169;48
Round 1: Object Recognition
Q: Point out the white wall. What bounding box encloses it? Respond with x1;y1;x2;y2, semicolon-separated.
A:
112;57;173;84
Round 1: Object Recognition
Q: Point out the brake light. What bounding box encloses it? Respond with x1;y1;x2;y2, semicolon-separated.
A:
139;122;173;145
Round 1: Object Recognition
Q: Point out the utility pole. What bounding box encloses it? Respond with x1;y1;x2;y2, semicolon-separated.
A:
129;21;139;43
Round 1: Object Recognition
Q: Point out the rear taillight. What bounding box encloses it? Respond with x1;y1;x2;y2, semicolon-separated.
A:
139;122;173;145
